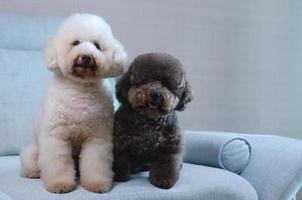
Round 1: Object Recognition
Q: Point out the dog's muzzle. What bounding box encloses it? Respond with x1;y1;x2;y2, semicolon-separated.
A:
148;91;161;109
72;55;97;78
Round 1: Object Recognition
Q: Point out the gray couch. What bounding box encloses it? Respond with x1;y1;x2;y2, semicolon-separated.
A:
0;14;301;200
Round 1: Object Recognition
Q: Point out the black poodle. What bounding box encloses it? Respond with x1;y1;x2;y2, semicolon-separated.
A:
113;52;193;189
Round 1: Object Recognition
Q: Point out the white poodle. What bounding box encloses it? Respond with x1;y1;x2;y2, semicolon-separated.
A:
20;13;127;193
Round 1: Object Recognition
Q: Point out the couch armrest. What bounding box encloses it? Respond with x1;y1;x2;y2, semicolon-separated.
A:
183;131;302;200
240;134;302;200
183;131;251;174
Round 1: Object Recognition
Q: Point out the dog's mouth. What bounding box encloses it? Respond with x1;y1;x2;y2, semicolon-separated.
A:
147;91;162;110
73;66;96;78
129;86;172;117
72;55;97;78
148;101;160;109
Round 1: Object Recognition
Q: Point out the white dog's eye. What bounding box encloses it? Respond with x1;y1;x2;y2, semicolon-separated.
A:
73;40;80;46
93;42;101;50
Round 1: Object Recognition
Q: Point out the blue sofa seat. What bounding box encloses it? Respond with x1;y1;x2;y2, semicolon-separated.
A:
0;155;257;200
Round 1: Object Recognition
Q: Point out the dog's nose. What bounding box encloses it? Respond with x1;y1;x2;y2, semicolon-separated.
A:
81;55;91;65
149;91;160;101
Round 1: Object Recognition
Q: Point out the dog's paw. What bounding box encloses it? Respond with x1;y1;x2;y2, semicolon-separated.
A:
46;182;75;194
149;177;175;189
45;177;75;193
81;178;112;193
20;169;40;179
80;175;112;193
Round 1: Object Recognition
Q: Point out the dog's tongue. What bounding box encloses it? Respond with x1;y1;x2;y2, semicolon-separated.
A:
149;101;159;109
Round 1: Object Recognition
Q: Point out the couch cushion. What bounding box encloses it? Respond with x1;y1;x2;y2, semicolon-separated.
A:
0;156;258;200
0;192;12;200
0;48;49;156
0;14;62;50
0;48;118;156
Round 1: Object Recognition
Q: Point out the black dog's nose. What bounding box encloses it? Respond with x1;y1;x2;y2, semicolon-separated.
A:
82;55;91;65
149;91;160;101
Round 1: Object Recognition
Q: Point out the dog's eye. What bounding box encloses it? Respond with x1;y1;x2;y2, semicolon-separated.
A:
73;40;80;46
94;42;101;50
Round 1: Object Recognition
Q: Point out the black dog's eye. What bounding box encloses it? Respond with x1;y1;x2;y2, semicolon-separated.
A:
73;40;80;46
94;42;101;50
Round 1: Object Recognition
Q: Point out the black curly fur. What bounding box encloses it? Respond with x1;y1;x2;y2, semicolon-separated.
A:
113;53;192;189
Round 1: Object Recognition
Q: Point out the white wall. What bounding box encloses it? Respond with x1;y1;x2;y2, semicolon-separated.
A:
1;0;302;139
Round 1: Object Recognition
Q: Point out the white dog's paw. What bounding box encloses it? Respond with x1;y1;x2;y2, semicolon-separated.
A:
20;169;40;178
44;176;75;193
81;177;112;193
20;144;40;178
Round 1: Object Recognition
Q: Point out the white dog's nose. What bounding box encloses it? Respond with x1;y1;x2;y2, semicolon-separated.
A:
82;55;92;65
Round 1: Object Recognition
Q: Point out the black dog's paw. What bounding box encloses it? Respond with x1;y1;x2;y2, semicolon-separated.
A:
149;176;176;189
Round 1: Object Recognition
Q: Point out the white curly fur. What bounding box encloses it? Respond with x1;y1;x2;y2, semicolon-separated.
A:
20;13;127;194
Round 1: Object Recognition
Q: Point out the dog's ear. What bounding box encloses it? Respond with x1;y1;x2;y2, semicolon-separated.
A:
175;80;193;111
103;39;127;78
115;71;131;104
43;37;59;72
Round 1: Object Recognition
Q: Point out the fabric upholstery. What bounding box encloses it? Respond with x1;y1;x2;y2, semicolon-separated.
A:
241;134;302;200
0;156;258;200
183;131;251;174
0;192;12;200
0;49;49;156
0;14;62;50
183;131;302;200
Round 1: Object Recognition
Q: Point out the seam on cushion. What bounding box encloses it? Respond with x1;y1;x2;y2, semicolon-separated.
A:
279;161;302;200
218;138;252;174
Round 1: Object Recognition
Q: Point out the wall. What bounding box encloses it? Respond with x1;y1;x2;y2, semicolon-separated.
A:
0;0;301;140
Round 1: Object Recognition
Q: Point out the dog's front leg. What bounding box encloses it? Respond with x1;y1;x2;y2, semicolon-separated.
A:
80;137;113;193
38;133;76;193
149;153;182;189
113;151;131;181
20;143;40;178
